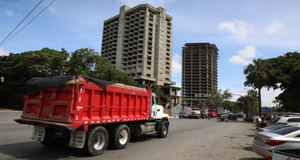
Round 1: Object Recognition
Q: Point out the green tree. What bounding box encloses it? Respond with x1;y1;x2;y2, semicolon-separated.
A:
236;90;259;118
67;48;99;75
0;48;138;109
223;100;239;113
151;85;171;107
0;48;68;109
67;48;137;86
265;52;300;111
244;59;270;117
205;89;232;108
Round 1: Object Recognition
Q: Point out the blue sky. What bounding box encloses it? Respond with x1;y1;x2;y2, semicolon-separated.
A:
1;0;300;106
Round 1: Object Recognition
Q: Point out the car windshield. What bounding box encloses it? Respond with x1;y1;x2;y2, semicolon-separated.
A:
271;126;300;135
269;116;281;124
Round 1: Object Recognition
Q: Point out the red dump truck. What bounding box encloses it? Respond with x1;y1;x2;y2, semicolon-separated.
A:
15;75;169;156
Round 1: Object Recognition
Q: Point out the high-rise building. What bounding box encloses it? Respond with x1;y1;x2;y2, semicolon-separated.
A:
101;4;174;86
181;43;218;107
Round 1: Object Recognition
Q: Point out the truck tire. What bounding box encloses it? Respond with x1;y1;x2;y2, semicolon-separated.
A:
110;124;130;149
158;121;169;138
40;128;68;147
40;129;52;147
83;126;109;156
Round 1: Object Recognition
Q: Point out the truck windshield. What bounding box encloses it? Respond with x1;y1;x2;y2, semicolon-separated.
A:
152;95;156;105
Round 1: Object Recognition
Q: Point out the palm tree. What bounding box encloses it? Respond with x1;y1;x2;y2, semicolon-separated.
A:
237;96;251;118
237;90;259;118
244;59;269;117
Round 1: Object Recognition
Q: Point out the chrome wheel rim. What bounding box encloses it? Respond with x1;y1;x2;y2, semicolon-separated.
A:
93;132;105;150
162;126;167;135
119;129;128;145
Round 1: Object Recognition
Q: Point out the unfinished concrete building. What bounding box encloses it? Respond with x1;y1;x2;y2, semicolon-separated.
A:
101;4;174;86
181;43;218;107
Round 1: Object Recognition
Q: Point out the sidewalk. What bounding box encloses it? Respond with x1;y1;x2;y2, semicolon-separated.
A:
0;108;22;112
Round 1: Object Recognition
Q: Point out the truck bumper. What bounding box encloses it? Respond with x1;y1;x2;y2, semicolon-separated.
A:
15;118;73;131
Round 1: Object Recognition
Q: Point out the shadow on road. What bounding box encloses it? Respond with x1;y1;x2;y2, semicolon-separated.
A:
130;135;156;143
0;135;158;159
243;146;253;151
0;141;85;160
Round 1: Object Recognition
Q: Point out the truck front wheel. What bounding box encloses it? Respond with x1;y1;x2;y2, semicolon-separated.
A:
84;126;109;156
158;121;169;138
110;124;130;149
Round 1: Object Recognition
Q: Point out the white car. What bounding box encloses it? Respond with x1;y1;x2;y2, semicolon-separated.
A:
268;116;300;126
252;126;300;157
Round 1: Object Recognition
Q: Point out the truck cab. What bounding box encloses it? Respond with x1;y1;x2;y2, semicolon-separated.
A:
151;93;169;120
189;107;201;119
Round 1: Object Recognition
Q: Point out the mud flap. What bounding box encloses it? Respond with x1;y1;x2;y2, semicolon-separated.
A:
32;126;45;141
69;130;86;149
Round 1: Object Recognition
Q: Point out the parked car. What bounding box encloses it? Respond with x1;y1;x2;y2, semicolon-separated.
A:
209;109;217;118
257;113;274;128
188;108;201;119
258;123;289;132
266;149;300;160
236;113;244;118
179;112;189;119
252;126;300;157
258;115;300;128
217;113;229;122
258;123;300;132
228;113;237;120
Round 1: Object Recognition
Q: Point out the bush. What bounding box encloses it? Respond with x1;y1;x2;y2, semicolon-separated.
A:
244;118;254;122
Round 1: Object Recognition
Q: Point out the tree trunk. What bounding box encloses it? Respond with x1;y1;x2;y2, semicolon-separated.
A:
258;88;262;117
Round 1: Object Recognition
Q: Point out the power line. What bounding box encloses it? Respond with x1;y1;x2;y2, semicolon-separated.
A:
0;0;44;46
3;0;56;45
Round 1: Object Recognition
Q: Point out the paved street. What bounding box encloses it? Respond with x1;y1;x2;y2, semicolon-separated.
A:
0;112;263;160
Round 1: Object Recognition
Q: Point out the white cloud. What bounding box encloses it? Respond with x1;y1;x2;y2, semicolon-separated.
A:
218;20;251;41
172;54;182;74
238;46;256;59
229;46;257;66
0;48;9;56
265;21;284;34
261;88;282;107
230;88;282;107
4;10;14;16
229;55;250;66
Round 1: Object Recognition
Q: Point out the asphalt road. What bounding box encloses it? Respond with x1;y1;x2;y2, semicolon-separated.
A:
0;112;263;160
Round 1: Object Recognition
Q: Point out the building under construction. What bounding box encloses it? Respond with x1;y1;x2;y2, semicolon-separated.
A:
100;4;180;108
181;43;218;107
101;4;173;86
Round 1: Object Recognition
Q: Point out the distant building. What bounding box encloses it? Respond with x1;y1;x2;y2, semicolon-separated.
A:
181;43;218;107
101;4;174;86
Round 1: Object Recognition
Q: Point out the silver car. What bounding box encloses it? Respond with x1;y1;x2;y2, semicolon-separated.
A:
252;126;300;157
258;123;300;132
258;123;287;132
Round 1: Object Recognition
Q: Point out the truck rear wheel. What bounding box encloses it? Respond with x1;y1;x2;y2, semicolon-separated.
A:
40;129;52;147
110;124;130;149
84;126;108;156
158;121;169;138
40;128;69;147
